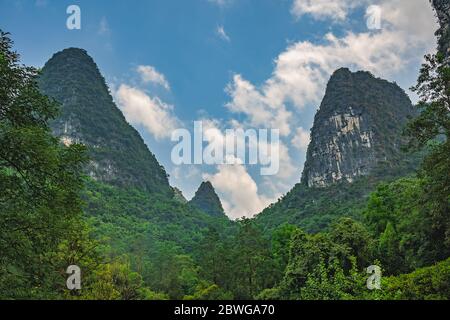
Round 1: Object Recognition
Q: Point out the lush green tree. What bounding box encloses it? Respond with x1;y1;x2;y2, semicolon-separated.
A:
364;178;429;274
231;219;277;299
0;30;89;298
272;219;374;299
329;218;374;270
80;257;167;300
271;224;299;278
183;283;233;300
378;257;450;300
407;52;450;261
195;227;234;291
298;257;366;300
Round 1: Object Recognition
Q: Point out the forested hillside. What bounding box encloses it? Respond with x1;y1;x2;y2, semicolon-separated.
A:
189;181;225;217
0;0;449;300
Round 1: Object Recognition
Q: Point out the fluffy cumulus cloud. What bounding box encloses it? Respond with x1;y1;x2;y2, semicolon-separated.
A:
204;164;274;219
225;74;292;136
291;127;310;151
137;65;170;90
291;0;364;21
196;117;297;218
115;84;179;140
225;0;437;142
228;0;436;119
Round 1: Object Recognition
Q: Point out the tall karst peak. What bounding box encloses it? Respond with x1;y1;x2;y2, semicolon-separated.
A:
301;68;415;188
39;48;171;195
189;181;225;217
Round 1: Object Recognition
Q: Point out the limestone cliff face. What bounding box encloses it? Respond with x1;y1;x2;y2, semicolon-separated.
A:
39;48;171;195
301;68;414;188
432;0;450;60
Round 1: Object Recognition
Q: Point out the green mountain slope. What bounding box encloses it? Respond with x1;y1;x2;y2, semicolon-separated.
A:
189;181;225;217
37;48;233;297
39;48;171;195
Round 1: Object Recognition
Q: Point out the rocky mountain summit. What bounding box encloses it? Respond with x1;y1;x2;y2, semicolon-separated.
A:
301;68;415;188
39;48;171;195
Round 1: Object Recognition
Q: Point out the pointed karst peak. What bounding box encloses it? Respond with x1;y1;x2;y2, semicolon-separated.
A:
188;181;225;217
38;47;171;195
301;67;415;188
198;181;214;192
328;67;378;85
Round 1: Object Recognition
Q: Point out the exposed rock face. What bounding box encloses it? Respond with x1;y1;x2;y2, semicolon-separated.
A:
432;0;450;60
301;68;414;188
39;48;171;195
189;181;225;217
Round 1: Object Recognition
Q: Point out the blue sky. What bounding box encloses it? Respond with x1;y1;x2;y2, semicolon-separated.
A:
0;0;438;218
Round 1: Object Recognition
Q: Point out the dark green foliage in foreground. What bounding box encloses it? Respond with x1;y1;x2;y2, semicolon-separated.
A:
379;257;450;300
364;177;435;274
83;179;234;299
256;154;422;234
0;30;90;298
407;52;450;261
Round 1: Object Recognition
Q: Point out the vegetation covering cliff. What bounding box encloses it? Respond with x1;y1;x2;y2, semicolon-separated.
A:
189;181;225;217
301;68;415;188
256;69;421;233
1;0;449;300
39;48;171;195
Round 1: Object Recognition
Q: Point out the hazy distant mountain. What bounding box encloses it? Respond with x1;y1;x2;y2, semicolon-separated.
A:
189;181;225;217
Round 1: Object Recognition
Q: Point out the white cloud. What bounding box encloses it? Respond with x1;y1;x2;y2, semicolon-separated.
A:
196;117;297;218
98;17;111;36
172;165;201;181
291;127;310;150
225;74;292;136
291;0;363;21
204;164;274;219
115;84;179;140
137;65;170;90
217;25;230;42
